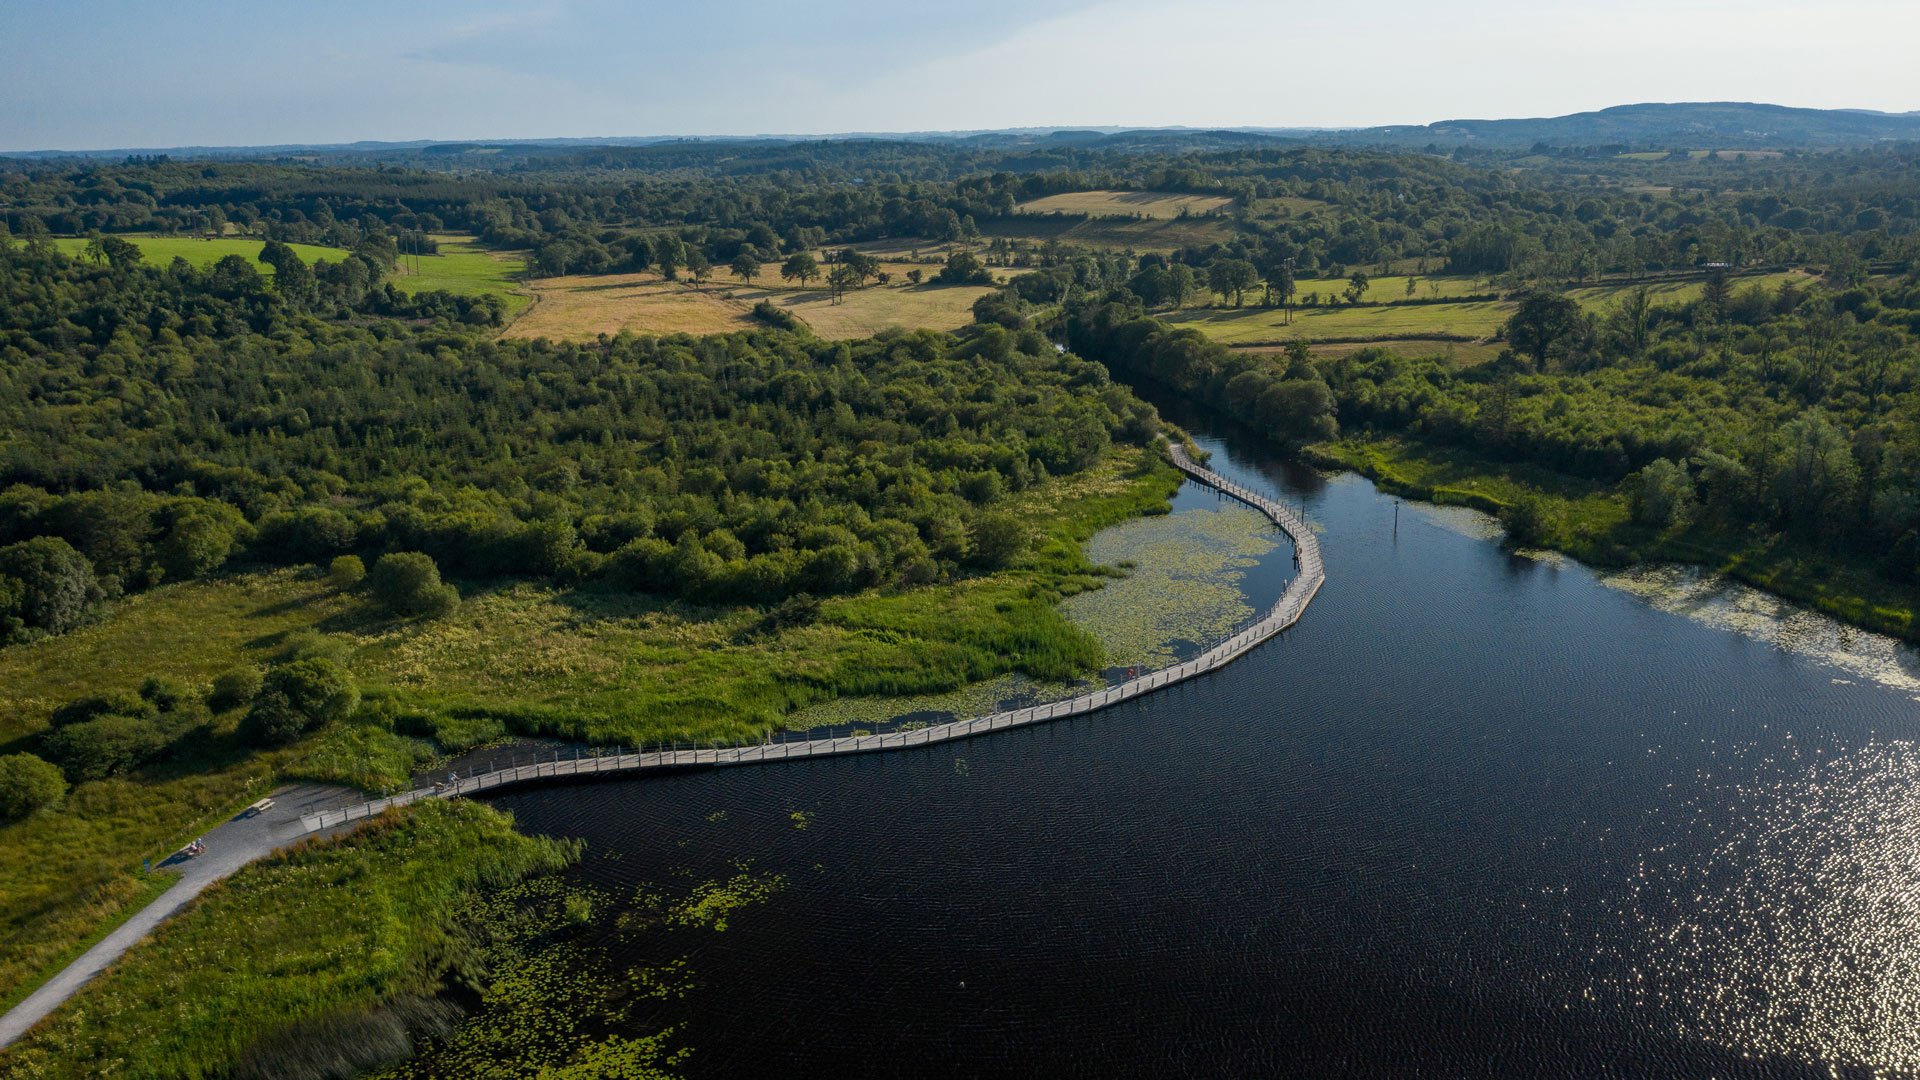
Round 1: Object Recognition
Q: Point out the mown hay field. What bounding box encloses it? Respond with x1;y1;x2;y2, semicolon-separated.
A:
1015;190;1234;219
508;270;1000;341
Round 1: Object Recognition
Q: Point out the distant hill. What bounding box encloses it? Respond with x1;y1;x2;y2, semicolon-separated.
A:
1331;102;1920;149
6;102;1916;161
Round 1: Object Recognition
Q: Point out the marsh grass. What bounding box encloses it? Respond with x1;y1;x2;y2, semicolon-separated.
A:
2;800;575;1079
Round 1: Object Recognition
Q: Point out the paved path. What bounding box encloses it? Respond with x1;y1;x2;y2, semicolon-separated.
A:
0;440;1324;1048
0;784;360;1048
302;440;1326;830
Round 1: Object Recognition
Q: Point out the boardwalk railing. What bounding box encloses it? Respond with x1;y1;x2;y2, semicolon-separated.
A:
302;442;1326;833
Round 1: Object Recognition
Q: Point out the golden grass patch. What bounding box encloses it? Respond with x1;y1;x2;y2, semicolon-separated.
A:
1016;190;1234;219
504;273;757;341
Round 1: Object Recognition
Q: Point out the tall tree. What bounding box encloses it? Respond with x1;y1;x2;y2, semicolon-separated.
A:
781;251;820;288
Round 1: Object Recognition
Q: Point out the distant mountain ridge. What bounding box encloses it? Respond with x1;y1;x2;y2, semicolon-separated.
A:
5;102;1916;160
1337;101;1920;148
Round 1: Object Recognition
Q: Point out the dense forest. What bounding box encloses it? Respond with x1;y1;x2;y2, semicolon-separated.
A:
0;236;1150;648
6;140;1916;290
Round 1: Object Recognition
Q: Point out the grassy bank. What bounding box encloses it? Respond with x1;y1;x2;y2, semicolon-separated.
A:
2;800;575;1079
1313;436;1920;642
0;444;1179;1008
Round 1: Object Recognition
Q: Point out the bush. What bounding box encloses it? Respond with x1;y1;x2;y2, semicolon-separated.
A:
0;753;67;819
241;658;359;746
368;552;459;618
750;300;799;330
138;676;189;713
328;554;366;589
41;716;168;782
50;689;155;728
208;666;264;712
1500;495;1551;547
966;513;1027;569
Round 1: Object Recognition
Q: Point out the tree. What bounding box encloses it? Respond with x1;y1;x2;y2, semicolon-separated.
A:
905;268;923;286
1207;259;1258;307
0;537;104;640
157;512;237;582
685;250;712;284
935;250;992;285
0;753;66;820
1606;286;1652;358
40;715;168;781
241;658;358;746
328;554;365;589
966;513;1026;569
729;251;762;284
780;252;820;288
369;552;459;618
1344;271;1371;304
826;264;861;304
1505;290;1584;370
652;235;685;280
1632;459;1696;529
208;666;264;712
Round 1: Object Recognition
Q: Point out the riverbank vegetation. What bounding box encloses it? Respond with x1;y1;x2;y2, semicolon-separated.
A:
4;123;1920;1074
1;800;576;1078
0;225;1177;1017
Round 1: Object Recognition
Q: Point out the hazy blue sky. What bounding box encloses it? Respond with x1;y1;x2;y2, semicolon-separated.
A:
4;0;1917;150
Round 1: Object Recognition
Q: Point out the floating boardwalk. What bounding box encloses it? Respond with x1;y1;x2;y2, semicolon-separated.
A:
302;442;1324;832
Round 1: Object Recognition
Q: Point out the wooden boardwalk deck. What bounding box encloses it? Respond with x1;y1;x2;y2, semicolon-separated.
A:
302;442;1324;832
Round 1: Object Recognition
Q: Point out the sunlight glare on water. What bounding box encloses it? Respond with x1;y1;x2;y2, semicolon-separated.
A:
1609;739;1920;1071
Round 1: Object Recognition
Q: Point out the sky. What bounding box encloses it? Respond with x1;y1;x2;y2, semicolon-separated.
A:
4;0;1918;151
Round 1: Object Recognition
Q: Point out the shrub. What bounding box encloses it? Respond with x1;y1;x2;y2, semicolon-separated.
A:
138;675;190;713
50;689;156;728
328;554;366;589
368;552;458;618
966;513;1027;569
750;300;799;330
0;753;67;819
41;716;168;782
1500;495;1551;547
241;658;358;746
208;666;264;712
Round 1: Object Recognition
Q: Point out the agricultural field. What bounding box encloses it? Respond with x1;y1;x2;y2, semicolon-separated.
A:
981;213;1231;252
502;273;753;340
1563;268;1811;307
508;269;1001;342
768;280;996;338
1170;270;1810;349
1015;190;1234;219
50;235;347;273
390;233;531;314
1168;297;1516;345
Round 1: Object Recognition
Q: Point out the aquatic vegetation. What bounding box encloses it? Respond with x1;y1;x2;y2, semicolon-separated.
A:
1062;500;1278;669
1600;564;1920;697
789;494;1278;728
657;866;788;932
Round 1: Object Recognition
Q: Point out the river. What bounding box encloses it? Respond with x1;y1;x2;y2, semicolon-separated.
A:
490;399;1920;1077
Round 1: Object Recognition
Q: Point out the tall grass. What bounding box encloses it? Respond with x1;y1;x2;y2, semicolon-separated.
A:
2;800;574;1079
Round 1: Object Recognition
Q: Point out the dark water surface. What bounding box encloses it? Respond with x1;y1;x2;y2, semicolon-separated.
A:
491;404;1920;1077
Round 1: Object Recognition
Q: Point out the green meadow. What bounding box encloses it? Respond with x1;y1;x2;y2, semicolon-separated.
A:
391;233;531;314
1167;271;1812;350
50;235;347;273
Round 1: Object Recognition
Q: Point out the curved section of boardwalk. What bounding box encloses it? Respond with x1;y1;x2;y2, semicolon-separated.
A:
302;442;1325;832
